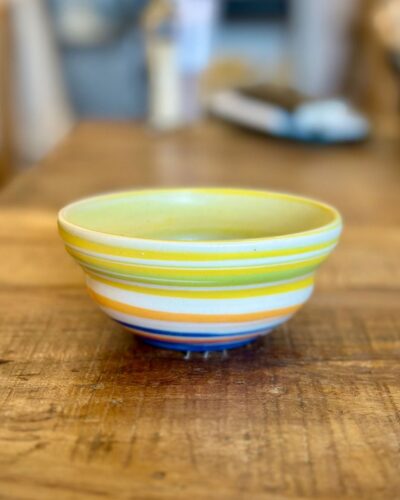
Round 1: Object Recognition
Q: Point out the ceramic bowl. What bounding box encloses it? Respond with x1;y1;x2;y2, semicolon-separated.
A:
58;188;342;352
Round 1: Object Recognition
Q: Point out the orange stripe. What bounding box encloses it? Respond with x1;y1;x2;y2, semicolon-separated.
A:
88;287;300;323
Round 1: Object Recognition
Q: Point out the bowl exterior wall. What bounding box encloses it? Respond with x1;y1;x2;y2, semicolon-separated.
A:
60;218;341;351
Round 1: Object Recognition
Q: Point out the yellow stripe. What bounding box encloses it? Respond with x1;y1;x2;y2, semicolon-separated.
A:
60;225;337;262
87;272;314;299
88;288;299;323
67;246;326;279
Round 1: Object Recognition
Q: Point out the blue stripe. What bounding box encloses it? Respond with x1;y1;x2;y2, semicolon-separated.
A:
141;338;258;352
116;320;273;338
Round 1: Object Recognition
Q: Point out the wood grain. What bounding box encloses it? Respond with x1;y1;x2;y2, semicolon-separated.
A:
0;121;399;499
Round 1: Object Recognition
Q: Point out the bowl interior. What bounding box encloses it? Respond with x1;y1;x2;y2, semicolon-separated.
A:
61;189;338;242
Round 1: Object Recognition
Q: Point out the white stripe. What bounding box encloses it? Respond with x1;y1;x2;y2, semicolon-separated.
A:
88;269;314;292
101;306;293;334
87;277;313;314
65;242;336;268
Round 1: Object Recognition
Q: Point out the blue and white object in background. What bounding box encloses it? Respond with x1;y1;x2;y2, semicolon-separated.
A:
292;100;370;143
209;91;370;144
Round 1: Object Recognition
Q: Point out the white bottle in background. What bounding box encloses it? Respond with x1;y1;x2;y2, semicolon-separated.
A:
173;0;219;122
145;0;218;130
144;0;182;130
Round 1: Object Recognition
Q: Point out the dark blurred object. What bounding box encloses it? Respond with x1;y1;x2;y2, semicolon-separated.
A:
50;0;148;118
59;30;148;118
208;83;370;144
50;0;148;47
224;0;287;20
0;1;14;183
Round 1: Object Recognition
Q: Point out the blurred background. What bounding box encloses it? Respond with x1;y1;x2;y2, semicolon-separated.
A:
0;0;399;178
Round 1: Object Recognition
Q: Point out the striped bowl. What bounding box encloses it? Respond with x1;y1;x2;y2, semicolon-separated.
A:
58;188;342;352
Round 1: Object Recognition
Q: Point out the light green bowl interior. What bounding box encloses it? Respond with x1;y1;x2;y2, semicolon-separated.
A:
62;189;338;241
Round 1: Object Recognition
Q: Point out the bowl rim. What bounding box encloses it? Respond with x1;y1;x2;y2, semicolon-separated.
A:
58;187;342;247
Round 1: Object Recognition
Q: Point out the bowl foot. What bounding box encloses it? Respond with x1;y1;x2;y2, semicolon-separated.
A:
139;337;258;352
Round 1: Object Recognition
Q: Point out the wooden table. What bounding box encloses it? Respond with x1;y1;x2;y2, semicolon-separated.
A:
0;121;399;499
